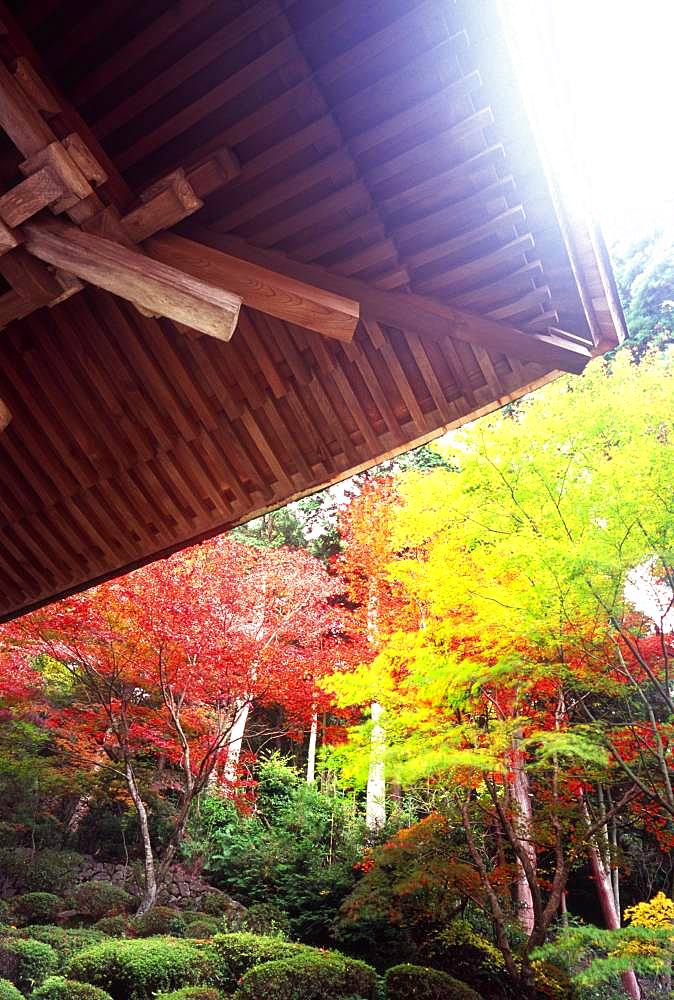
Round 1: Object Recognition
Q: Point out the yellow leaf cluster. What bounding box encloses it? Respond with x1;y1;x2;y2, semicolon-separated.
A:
624;891;674;929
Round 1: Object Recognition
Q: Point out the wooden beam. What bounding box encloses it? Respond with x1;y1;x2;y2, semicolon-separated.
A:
173;229;592;373
146;233;360;343
23;221;242;342
0;166;66;227
0;58;54;156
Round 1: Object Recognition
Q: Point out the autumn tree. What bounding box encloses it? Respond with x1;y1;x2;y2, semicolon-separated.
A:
327;350;674;998
335;477;420;829
0;536;352;913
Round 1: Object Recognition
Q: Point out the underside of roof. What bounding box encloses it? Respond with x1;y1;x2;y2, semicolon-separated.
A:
0;0;626;621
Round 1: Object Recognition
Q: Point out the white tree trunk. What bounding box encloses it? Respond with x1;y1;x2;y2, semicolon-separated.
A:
306;709;318;783
365;700;386;831
509;743;536;935
221;698;251;786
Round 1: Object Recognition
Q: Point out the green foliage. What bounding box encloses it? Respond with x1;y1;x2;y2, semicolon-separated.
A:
0;721;73;852
230;509;308;550
0;938;58;994
239;903;291;939
0;853;81;896
72;885;133;922
533;923;673;993
155;991;222;1000
130;907;186;938
335;816;479;967
90;919;127;940
29;977;114;1000
65;938;216;1000
209;933;305;992
199;896;233;918
0;980;23;1000
232;951;378;1000
21;930;108;970
613;228;673;357
0;905;12;927
384;964;482;1000
183;920;219;940
12;897;61;928
426;919;507;994
197;757;364;944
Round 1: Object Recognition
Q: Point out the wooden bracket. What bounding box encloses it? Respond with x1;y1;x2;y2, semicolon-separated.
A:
0;165;67;227
20;141;94;212
62;133;107;187
122;168;203;243
0;217;21;255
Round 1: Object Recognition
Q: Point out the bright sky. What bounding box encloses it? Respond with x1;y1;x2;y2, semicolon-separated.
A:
507;0;674;245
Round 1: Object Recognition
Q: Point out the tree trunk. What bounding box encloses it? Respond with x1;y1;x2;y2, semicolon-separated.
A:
584;802;640;999
221;698;251;786
306;709;318;783
124;760;157;915
510;740;537;935
365;700;386;831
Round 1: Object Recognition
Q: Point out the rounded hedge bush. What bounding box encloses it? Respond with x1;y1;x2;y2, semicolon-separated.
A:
72;884;133;922
210;933;305;992
233;951;378;1000
29;976;114;1000
65;937;216;1000
91;918;127;939
131;907;186;938
385;964;483;1000
199;896;231;918
0;938;58;994
21;929;108;969
0;979;23;1000
13;897;62;928
184;920;219;940
240;903;290;939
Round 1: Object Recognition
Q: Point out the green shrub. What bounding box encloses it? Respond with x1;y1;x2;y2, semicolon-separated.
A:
0;904;13;927
12;897;61;928
91;918;127;939
0;938;58;993
239;903;290;938
184;920;219;940
21;929;107;969
72;885;132;922
29;977;114;1000
210;933;305;991
385;964;483;999
199;896;233;918
155;991;221;1000
0;979;23;1000
131;907;185;938
65;937;216;1000
233;951;378;1000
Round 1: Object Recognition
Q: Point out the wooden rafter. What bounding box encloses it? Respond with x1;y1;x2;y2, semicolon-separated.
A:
145;233;359;342
0;0;626;623
164;230;592;374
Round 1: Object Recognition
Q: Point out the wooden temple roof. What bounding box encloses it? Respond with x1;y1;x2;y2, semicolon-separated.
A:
0;0;626;621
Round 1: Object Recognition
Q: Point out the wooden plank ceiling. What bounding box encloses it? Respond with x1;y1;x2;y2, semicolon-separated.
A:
0;0;626;621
